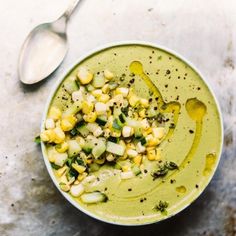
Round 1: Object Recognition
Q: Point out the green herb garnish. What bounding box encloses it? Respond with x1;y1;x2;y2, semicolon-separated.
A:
34;136;41;144
51;163;61;170
154;200;169;215
152;161;178;180
70;128;78;136
169;123;176;129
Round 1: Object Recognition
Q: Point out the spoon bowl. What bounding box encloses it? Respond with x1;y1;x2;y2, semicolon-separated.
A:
18;0;81;84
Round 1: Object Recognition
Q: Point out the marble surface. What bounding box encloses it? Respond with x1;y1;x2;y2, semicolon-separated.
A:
0;0;235;235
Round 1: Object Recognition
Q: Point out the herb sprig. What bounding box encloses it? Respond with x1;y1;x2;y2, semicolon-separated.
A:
151;161;178;180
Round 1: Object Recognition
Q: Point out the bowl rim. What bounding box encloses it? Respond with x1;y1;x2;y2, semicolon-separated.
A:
40;40;224;226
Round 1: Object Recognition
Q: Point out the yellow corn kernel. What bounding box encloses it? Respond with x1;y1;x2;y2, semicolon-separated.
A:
152;127;165;139
91;89;102;97
122;165;130;172
48;107;62;120
72;163;86;174
61;115;77;131
147;149;156;161
74;180;80;185
82;101;94;114
102;84;110;93
83;112;97;123
95;157;105;165
126;143;135;150
40;130;56;142
77;172;88;181
129;95;139;107
56;142;69;153
85;158;93;164
133;155;142;166
53;127;65;144
56;166;69;177
111;130;121;137
98;94;110;103
115;87;129;97
139;109;146;118
143;127;153;136
140;98;149;108
148;138;160;147
104;69;114;80
77;67;93;85
61;119;73;131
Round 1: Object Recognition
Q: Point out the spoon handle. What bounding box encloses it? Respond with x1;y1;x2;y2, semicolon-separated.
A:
64;0;82;19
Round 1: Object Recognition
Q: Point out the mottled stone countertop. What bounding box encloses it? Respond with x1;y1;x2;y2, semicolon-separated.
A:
0;0;235;235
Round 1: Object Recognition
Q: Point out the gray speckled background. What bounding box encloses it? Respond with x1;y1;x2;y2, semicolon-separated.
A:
0;0;235;235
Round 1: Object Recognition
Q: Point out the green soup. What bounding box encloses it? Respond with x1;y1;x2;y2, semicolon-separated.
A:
44;44;222;225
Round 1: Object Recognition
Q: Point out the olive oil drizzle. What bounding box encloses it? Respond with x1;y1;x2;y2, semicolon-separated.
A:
113;64;208;201
129;61;181;143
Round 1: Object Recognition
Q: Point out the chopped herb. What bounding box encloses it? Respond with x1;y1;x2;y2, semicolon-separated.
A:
108;136;119;143
152;161;178;180
140;137;147;145
166;161;179;170
119;113;126;123
76;157;86;167
51;163;61;170
34;136;41;144
121;107;129;116
154;200;169;214
169;123;176;129
67;168;79;179
70;128;78;136
151;165;168;180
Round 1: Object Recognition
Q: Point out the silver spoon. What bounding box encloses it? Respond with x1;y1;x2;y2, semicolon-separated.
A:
18;0;81;84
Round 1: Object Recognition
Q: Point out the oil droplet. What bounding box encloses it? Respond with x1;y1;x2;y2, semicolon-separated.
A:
203;153;216;176
129;61;143;75
176;186;187;193
186;98;207;122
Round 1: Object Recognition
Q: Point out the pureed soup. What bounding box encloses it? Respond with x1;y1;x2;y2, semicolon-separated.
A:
41;44;222;225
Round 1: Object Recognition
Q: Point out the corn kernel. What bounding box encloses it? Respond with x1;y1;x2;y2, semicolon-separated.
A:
102;84;110;93
45;118;55;129
77;67;93;85
98;94;110;103
76;136;85;147
61;119;73;131
91;89;102;97
40;130;56;142
48;107;62;120
148;138;160;147
72;163;86;174
147;149;156;161
77;172;88;181
139;109;146;118
140;98;149;108
104;69;114;80
152;127;165;139
129;95;140;107
133;155;142;166
82;101;94;114
53;127;65;144
56;166;68;177
83;112;97;123
56;142;69;153
115;87;129;97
